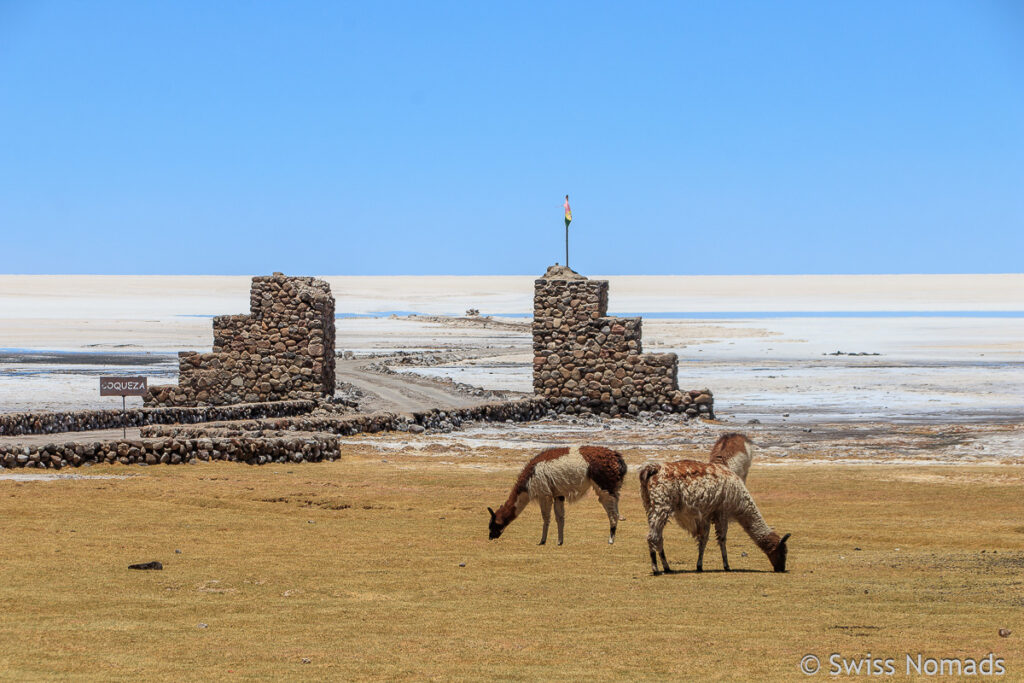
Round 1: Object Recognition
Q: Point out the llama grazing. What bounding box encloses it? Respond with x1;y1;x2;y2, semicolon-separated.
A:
706;432;757;570
708;432;756;482
488;446;627;545
638;460;790;574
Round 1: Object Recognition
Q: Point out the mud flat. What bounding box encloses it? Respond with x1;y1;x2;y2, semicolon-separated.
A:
1;274;1021;461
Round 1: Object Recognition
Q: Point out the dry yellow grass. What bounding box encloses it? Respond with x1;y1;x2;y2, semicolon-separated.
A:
1;444;1021;681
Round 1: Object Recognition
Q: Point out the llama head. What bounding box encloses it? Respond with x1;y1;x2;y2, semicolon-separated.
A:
488;506;509;540
768;532;791;572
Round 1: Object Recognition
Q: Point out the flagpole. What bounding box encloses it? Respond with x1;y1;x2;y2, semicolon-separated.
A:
563;194;571;270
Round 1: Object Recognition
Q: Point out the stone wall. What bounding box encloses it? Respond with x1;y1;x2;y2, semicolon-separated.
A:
0;434;342;468
140;397;553;439
532;265;713;417
145;273;336;406
1;398;553;470
0;400;317;437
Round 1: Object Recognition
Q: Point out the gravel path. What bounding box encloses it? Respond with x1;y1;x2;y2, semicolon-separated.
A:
335;359;489;414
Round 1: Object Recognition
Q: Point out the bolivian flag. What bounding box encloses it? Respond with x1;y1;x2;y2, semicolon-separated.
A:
564;195;572;228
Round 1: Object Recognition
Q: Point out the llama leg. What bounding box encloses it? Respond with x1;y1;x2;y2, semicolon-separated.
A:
554;496;566;545
595;489;619;544
695;519;711;572
647;509;672;575
538;496;552;545
714;512;730;571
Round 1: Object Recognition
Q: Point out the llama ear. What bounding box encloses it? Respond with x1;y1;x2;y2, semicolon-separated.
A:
780;533;791;544
487;507;495;518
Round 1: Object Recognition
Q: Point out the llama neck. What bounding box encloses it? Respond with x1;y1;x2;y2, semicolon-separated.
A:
734;493;781;554
496;487;530;524
730;452;753;482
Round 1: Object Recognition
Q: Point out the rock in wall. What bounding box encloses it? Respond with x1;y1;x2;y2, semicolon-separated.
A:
144;273;336;406
532;265;713;417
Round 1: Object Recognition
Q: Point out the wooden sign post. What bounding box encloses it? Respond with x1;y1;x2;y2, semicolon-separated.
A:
100;376;148;438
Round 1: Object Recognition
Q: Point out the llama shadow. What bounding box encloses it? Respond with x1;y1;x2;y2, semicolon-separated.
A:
655;568;776;575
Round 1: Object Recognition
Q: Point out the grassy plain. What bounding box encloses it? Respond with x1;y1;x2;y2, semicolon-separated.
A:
1;443;1021;681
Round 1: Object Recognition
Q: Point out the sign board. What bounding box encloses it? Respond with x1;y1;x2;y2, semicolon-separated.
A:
99;376;148;397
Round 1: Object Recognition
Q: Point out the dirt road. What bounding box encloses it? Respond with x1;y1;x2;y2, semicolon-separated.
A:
0;355;516;446
335;359;499;415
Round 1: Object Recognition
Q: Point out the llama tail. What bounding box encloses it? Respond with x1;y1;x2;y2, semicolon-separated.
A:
638;463;660;513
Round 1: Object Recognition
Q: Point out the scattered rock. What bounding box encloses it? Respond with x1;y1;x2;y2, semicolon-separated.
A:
825;350;881;357
128;561;163;570
197;623;208;629
999;629;1011;638
302;658;311;664
747;419;761;425
458;562;466;568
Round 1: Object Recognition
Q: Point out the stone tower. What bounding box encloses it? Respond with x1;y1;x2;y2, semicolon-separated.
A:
145;273;336;406
532;265;712;417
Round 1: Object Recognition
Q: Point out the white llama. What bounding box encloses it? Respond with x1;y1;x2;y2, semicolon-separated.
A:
488;445;627;545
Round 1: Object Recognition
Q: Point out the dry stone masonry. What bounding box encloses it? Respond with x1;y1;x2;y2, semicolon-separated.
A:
0;398;553;470
145;273;336;407
533;265;713;418
0;400;316;437
139;398;552;440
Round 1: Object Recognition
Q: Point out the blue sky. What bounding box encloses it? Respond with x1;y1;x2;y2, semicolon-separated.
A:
1;1;1021;275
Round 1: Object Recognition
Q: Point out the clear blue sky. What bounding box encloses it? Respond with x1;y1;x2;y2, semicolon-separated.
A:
1;1;1021;275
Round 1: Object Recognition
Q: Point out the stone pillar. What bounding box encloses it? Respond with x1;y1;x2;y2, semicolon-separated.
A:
144;273;336;406
531;264;712;417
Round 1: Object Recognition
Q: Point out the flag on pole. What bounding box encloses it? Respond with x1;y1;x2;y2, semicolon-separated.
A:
564;195;572;228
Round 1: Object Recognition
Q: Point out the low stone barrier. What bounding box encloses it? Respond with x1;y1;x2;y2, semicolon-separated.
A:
141;398;554;439
0;401;317;437
0;434;340;469
547;388;714;419
0;394;716;471
0;398;554;470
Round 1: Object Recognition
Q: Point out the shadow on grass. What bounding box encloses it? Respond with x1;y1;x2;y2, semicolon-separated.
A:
653;568;775;575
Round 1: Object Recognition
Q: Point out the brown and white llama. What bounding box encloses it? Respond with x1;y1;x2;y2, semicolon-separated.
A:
638;460;790;574
706;432;757;570
708;432;756;482
488;446;627;545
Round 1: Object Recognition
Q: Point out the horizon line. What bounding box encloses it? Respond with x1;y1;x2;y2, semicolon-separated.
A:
2;272;1023;278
